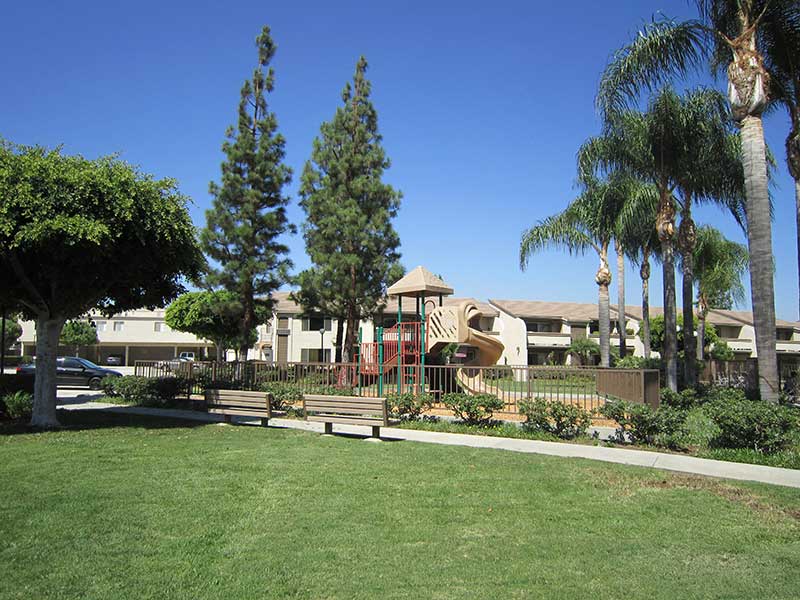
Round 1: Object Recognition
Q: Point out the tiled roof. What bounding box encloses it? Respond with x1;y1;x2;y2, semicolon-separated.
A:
490;299;601;322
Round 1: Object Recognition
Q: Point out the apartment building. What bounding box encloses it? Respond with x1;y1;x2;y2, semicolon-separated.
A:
17;309;214;366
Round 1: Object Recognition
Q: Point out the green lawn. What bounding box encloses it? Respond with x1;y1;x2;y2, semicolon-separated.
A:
1;411;799;600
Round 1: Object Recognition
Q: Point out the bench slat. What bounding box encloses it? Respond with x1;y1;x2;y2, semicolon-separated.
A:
205;390;267;399
304;404;386;416
307;415;386;427
208;408;271;418
207;398;268;407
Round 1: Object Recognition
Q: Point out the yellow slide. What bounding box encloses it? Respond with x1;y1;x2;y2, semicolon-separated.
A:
427;301;505;395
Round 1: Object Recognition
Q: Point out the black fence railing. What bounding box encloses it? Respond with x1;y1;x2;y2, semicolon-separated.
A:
134;360;659;415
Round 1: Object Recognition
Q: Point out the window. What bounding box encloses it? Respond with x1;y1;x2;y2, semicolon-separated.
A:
95;321;107;332
113;321;124;332
777;328;794;341
300;348;331;362
525;320;557;333
277;316;289;329
302;317;332;332
154;322;168;333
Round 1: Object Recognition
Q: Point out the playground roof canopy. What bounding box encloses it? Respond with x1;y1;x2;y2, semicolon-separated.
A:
387;266;454;298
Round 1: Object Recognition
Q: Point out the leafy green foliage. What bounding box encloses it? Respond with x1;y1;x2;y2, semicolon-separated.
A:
386;392;433;421
296;56;402;360
442;392;504;426
259;381;303;411
2;391;33;419
59;320;98;354
0;374;34;395
0;141;203;322
660;387;702;411
599;398;688;449
704;392;799;454
165;291;261;356
648;314;727;356
518;397;591;439
566;338;600;366
201;26;294;353
103;376;188;408
614;355;662;370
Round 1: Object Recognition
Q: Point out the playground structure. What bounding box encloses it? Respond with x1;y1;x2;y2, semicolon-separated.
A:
358;267;505;397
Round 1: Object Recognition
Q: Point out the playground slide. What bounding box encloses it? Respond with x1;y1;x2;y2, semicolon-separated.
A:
427;301;505;396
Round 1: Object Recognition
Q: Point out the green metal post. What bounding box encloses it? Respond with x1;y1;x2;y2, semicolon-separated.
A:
421;293;426;395
357;328;362;397
397;296;402;394
378;327;384;397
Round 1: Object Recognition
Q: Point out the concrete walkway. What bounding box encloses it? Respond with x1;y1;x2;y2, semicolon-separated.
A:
58;394;800;490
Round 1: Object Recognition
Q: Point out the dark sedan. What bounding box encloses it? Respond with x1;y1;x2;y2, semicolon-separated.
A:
16;357;123;389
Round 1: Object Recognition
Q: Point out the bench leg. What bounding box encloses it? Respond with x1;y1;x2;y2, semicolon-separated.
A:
223;414;232;424
323;422;333;435
260;418;269;427
372;426;381;439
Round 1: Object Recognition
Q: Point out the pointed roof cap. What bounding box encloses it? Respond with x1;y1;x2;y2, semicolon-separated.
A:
387;266;454;297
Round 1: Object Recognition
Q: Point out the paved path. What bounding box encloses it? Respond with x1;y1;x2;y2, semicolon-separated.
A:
58;394;800;489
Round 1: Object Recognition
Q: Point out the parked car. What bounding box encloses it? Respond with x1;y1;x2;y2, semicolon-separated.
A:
158;356;200;374
16;357;123;390
105;355;123;366
178;351;195;361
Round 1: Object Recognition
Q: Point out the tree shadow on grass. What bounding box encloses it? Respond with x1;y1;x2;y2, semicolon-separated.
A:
0;407;212;436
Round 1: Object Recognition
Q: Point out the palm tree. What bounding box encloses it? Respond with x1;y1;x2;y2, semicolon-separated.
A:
759;5;800;318
616;185;661;359
520;173;640;367
581;87;745;390
693;226;749;360
596;2;788;400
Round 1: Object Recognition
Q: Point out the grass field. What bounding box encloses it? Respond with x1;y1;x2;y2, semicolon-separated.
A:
1;410;799;599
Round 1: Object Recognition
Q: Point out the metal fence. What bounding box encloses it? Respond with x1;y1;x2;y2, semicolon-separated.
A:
134;360;659;416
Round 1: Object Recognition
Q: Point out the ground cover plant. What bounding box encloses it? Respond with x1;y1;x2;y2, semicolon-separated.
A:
1;410;799;600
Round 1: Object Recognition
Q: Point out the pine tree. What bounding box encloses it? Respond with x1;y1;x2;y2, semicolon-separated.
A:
201;25;293;357
297;56;402;362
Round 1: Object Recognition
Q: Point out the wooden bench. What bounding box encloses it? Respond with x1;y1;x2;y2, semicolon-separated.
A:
303;394;389;438
205;389;273;426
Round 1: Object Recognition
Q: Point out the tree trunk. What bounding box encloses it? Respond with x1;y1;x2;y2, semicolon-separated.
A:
598;283;611;368
342;304;358;363
334;317;345;363
656;186;678;391
31;317;64;428
616;241;626;358
796;177;800;321
640;255;651;359
662;241;678;391
678;207;697;388
741;116;780;402
697;311;706;361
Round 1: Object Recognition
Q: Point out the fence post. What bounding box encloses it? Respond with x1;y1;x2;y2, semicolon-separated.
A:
357;328;362;397
378;327;384;397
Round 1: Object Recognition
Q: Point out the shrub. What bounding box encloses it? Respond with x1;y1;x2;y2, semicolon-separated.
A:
386;392;433;421
106;376;187;407
615;356;661;370
519;397;591;439
599;398;687;449
259;382;303;411
704;395;798;454
0;374;34;396
660;387;700;410
442;392;504;426
2;391;33;419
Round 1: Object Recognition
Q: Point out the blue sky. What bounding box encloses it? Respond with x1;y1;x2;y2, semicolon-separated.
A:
2;1;797;320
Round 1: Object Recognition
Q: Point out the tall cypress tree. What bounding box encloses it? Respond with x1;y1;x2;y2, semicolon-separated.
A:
202;26;293;357
297;56;402;362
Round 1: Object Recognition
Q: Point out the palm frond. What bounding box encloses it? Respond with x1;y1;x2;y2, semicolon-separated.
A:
597;17;710;121
519;210;594;270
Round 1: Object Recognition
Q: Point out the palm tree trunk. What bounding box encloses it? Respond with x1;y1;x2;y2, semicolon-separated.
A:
678;205;697;388
796;177;800;321
662;241;678;391
696;309;706;362
598;283;611;368
616;241;626;358
741;115;780;402
640;255;651;359
595;247;612;368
